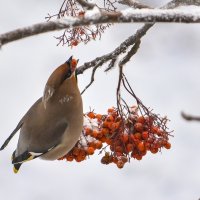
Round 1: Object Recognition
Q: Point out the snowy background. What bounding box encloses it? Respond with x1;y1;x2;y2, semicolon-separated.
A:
0;0;200;199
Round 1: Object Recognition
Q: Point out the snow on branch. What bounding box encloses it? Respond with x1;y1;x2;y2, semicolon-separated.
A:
118;0;151;9
167;0;200;9
1;6;200;47
76;0;95;9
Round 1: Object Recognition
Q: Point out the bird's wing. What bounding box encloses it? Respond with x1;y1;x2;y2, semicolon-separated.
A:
12;120;68;173
15;118;68;163
0;98;43;151
0;121;23;151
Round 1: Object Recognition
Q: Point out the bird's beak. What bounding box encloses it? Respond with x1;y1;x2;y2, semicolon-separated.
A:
66;56;73;64
67;56;78;75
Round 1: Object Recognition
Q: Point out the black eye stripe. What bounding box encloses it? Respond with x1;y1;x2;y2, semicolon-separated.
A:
65;68;72;79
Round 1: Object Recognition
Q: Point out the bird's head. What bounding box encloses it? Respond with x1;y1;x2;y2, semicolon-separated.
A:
65;56;79;79
42;56;80;108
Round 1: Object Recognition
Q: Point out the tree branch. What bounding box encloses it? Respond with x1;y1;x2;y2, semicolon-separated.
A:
77;23;149;94
166;0;200;9
77;0;181;90
105;58;118;72
81;64;99;94
76;23;152;75
1;7;200;47
119;40;141;66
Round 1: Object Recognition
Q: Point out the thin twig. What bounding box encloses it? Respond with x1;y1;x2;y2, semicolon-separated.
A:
116;61;124;115
116;40;141;114
105;58;118;72
119;39;141;66
58;0;67;18
181;112;200;121
81;65;99;94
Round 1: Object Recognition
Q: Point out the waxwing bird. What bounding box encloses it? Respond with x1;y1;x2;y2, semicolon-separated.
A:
0;56;83;173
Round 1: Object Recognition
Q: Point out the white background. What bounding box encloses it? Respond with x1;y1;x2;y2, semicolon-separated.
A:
0;0;200;199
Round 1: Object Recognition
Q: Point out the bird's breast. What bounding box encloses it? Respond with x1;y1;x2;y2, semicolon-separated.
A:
58;94;74;105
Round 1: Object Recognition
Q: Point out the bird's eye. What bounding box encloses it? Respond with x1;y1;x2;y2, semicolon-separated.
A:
65;68;72;79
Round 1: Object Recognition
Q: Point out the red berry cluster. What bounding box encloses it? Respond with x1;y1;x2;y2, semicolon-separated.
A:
59;106;172;169
58;135;102;162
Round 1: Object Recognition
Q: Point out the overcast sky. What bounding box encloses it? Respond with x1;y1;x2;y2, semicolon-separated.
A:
0;1;200;200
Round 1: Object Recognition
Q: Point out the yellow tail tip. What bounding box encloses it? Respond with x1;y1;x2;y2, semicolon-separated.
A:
13;167;19;174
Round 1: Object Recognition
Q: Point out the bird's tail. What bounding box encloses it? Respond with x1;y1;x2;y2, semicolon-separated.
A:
13;163;22;174
0;121;23;151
